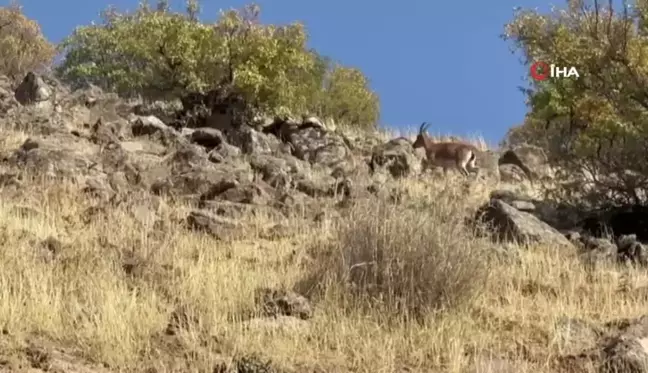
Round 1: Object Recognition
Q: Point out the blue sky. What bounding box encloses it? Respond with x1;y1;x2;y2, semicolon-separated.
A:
9;0;556;146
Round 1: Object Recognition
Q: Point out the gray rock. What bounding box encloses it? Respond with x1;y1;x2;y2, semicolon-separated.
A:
131;115;173;137
189;127;225;149
475;199;575;249
14;72;51;106
369;137;421;178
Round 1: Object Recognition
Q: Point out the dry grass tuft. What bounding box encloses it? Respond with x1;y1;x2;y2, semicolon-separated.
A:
302;195;492;320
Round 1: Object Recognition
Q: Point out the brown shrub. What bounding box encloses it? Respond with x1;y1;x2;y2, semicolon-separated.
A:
0;4;55;80
302;195;491;320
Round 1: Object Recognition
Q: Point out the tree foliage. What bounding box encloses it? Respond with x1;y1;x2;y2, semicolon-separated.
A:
503;0;648;206
0;2;56;81
56;1;380;127
319;65;380;127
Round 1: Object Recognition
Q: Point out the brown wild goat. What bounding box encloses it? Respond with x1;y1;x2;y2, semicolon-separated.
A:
412;122;535;180
412;122;480;176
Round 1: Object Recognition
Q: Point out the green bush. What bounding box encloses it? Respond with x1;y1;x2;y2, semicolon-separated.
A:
56;1;380;128
0;3;56;81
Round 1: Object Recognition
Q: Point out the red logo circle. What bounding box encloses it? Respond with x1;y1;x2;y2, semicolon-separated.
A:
530;61;550;81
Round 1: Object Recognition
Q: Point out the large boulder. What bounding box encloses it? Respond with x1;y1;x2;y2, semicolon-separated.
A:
288;126;350;169
474;198;575;249
143;144;253;198
227;125;281;155
499;144;552;182
8;132;99;178
14;72;52;107
369;137;421;178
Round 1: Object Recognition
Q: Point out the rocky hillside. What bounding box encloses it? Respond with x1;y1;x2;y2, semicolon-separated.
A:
1;72;648;373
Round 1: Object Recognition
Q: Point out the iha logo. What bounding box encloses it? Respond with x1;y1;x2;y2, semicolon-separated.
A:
530;61;580;81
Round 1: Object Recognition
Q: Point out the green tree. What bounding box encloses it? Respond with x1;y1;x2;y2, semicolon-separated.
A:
503;0;648;206
56;1;380;127
299;52;380;128
57;1;218;98
0;2;56;81
320;65;380;128
212;4;315;116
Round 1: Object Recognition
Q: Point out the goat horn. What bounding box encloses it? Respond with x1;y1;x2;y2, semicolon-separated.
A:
419;122;430;134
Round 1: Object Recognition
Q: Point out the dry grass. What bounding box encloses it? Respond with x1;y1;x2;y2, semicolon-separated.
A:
300;190;492;321
385;123;491;151
339;122;489;152
0;128;646;373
